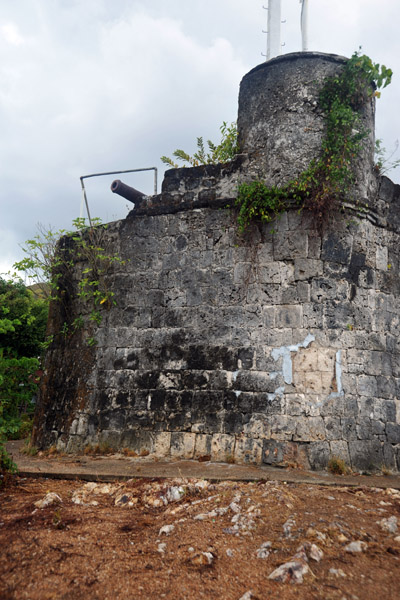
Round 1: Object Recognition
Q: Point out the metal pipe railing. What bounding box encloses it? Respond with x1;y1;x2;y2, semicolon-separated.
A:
79;167;158;226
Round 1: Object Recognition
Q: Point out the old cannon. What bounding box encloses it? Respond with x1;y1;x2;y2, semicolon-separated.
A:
110;179;146;206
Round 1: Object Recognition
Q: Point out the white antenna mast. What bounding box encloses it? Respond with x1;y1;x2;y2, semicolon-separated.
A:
301;0;309;51
266;0;282;60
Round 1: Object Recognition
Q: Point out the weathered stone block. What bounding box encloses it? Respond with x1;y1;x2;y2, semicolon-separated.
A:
356;418;372;440
153;432;171;457
269;415;296;440
294;259;323;281
273;231;308;260
324;417;342;441
386;422;400;444
293;417;325;442
348;440;384;471
193;434;212;458
170;432;196;459
210;433;235;461
321;233;352;265
329;440;350;464
262;439;310;467
306;442;330;470
234;436;263;464
276;305;303;329
342;418;358;440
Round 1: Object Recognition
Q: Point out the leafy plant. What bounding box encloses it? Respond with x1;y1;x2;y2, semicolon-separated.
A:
235;181;286;232
0;406;19;482
0;277;46;463
161;121;239;168
14;218;125;347
0;353;40;434
235;50;393;231
0;277;48;358
374;138;400;175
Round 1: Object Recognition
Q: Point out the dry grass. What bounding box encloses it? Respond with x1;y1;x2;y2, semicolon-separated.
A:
327;455;350;475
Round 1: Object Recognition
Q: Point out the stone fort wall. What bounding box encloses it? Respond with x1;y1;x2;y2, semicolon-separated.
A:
32;53;400;471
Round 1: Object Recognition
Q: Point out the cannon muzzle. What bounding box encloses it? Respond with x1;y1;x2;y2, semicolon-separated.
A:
111;179;146;206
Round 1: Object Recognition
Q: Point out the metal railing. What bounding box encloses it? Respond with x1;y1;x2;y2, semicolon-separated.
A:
80;167;158;227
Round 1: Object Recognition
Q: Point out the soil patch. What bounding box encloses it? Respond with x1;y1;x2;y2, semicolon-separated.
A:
1;475;399;599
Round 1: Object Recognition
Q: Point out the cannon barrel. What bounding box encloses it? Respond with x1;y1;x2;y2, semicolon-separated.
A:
110;179;146;205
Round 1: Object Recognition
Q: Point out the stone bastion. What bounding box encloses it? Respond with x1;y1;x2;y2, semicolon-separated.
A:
32;53;400;471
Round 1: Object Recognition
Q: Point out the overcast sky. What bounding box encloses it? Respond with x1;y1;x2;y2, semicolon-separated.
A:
1;0;400;277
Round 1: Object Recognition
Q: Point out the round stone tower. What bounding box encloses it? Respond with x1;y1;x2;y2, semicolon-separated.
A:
237;52;376;200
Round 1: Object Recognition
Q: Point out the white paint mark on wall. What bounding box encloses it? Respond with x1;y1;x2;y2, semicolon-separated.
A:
326;350;344;401
336;350;343;394
271;333;315;384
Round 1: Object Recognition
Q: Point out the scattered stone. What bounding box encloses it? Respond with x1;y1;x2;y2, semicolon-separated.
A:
157;543;167;554
159;524;175;536
215;507;229;516
268;543;311;584
238;592;253;600
84;482;114;495
190;552;214;567
82;482;98;492
230;502;241;514
165;486;186;503
344;541;368;553
329;568;347;578
268;559;310;584
143;495;164;508
394;536;400;544
194;511;218;521
385;488;400;499
293;546;309;563
283;518;296;538
226;548;235;557
115;493;137;507
115;494;130;506
231;514;240;524
194;480;210;491
306;527;326;543
309;543;324;562
34;492;62;509
223;527;239;535
377;516;398;534
71;490;98;506
337;534;349;544
256;541;272;559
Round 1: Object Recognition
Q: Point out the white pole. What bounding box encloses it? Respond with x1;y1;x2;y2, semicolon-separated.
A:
301;0;309;51
267;0;282;60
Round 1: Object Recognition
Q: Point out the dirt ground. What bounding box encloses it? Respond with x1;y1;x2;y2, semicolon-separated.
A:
1;475;400;600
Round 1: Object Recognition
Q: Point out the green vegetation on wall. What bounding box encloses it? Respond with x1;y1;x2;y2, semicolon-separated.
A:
14;218;126;347
235;51;393;231
161;121;239;168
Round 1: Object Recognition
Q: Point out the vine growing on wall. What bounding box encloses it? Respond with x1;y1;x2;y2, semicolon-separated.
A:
14;218;125;347
235;50;393;232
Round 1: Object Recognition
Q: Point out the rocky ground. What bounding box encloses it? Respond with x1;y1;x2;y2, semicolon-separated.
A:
1;475;400;600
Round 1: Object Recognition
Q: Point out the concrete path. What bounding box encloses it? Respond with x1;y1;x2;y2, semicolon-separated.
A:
7;440;400;489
